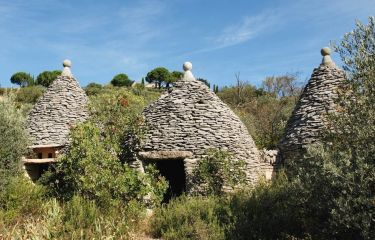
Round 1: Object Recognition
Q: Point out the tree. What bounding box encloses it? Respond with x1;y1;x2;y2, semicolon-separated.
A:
197;78;210;88
141;77;145;87
10;72;34;87
284;17;375;239
145;67;172;89
262;73;302;98
111;73;133;87
35;70;61;87
84;82;102;96
0;94;29;194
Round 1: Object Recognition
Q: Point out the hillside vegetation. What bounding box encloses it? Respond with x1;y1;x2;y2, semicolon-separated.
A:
0;17;374;239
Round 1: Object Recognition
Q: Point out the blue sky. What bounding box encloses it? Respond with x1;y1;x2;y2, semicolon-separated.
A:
0;0;374;88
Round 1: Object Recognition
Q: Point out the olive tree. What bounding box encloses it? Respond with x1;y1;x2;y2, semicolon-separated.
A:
0;94;29;193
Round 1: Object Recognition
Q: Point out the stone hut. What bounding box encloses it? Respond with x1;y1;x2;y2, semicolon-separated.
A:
135;62;269;196
278;47;346;163
23;60;89;181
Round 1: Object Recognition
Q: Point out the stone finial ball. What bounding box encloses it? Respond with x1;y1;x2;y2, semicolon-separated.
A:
63;59;72;67
321;47;331;56
183;62;192;71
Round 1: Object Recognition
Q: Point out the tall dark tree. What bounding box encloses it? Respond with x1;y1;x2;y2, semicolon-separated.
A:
35;70;62;87
10;72;34;87
111;73;133;87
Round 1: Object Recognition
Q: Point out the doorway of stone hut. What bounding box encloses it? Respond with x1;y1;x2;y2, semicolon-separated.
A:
155;159;186;202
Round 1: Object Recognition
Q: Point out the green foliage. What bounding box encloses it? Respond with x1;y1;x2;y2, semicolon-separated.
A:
111;73;133;87
191;149;246;196
41;87;166;206
146;67;172;88
281;17;375;239
0;176;46;224
0;94;29;193
15;85;45;104
150;195;228;240
84;82;103;96
225;174;310;240
217;80;296;149
197;78;210;88
41;122;167;207
10;72;34;87
170;71;183;83
150;174;314;240
1;195;146;239
35;70;61;87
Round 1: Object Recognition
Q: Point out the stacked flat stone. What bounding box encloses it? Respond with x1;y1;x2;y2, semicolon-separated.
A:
27;60;89;146
139;62;264;186
278;48;346;162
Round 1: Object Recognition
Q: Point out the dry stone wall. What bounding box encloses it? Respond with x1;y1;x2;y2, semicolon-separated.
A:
27;74;89;146
138;64;267;188
278;49;346;163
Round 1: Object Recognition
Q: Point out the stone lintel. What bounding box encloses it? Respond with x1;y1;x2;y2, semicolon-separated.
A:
138;151;193;160
22;158;57;164
28;144;63;149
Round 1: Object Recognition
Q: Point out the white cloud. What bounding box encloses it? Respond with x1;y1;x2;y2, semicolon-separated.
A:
182;11;280;56
215;13;278;48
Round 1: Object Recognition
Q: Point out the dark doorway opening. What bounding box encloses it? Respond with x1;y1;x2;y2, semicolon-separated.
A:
155;159;186;202
25;163;51;182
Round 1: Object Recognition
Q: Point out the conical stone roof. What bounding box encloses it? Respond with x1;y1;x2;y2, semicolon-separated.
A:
27;60;89;147
278;48;346;162
140;62;264;185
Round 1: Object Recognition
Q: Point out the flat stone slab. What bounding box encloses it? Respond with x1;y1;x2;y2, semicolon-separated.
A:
138;151;193;160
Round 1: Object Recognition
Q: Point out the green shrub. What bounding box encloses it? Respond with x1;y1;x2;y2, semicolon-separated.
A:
0;177;45;224
190;149;246;196
41;122;167;207
225;173;310;240
0;94;29;193
150;195;229;240
1;196;146;239
15;85;45;104
84;82;103;96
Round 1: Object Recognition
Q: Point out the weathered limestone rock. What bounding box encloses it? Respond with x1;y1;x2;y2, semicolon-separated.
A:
136;62;267;188
27;60;89;147
278;48;346;163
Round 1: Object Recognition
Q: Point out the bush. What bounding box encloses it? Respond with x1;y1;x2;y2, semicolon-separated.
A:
225;174;309;240
0;177;46;224
15;85;45;104
190;149;246;196
84;82;103;96
1;195;146;239
41;122;167;208
0;94;29;194
150;195;228;240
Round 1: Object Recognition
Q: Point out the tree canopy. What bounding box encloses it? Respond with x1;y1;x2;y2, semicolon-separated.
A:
10;72;34;87
35;70;61;87
197;78;210;88
111;73;133;87
145;67;172;88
